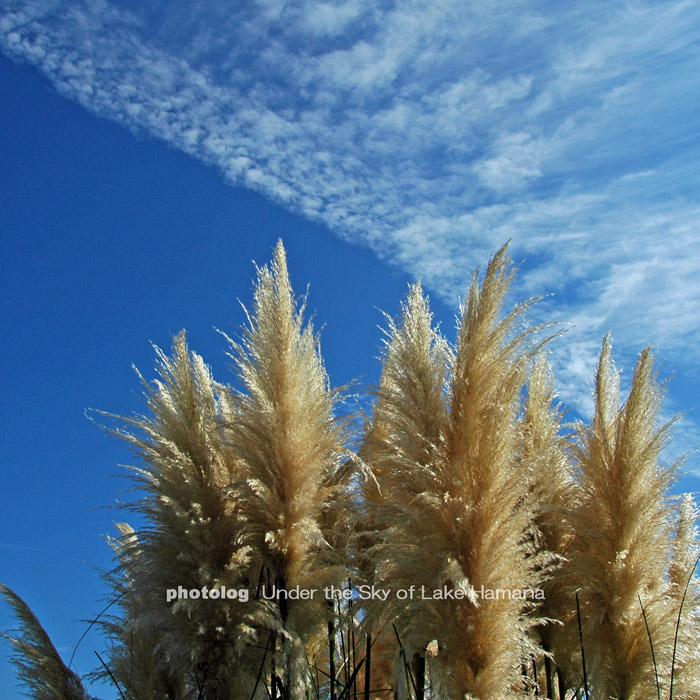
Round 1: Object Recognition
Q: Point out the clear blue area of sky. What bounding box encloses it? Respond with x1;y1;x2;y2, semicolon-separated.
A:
0;54;429;697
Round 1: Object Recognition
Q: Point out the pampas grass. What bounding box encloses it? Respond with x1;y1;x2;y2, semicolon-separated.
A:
95;523;187;700
666;494;700;699
359;280;451;697
2;240;699;700
1;584;92;700
521;354;578;694
429;245;547;699
568;336;682;699
95;330;258;699
222;240;351;698
362;246;549;699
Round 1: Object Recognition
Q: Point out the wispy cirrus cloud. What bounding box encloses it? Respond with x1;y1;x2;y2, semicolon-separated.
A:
2;0;699;464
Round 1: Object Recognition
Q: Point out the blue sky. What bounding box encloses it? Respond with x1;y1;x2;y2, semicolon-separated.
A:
1;1;699;696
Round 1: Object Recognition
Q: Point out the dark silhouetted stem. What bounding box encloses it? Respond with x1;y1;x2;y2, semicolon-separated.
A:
531;656;539;696
392;624;418;698
70;593;124;669
412;653;425;700
364;634;371;700
94;650;127;700
576;593;589;700
329;605;337;700
637;594;660;700
557;668;567;700
544;652;553;699
250;632;273;700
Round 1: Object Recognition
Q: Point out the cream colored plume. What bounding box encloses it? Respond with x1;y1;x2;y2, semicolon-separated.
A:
98;332;259;699
569;336;680;699
521;354;579;689
364;245;547;699
224;240;350;695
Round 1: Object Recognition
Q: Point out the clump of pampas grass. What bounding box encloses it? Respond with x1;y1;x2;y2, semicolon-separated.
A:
520;355;579;695
94;331;258;699
359;281;451;698
96;241;352;699
363;245;549;699
568;336;686;699
0;584;92;700
223;240;351;698
665;493;700;699
2;240;699;700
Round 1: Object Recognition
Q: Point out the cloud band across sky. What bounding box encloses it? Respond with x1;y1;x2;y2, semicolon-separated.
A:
2;0;700;456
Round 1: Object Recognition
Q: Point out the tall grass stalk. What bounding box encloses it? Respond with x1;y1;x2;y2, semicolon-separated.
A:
93;332;254;699
0;584;92;700
521;354;578;688
363;246;549;699
570;337;681;699
223;240;351;697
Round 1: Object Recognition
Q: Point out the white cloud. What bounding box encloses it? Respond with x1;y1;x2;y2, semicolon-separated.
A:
473;131;545;192
300;1;363;38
